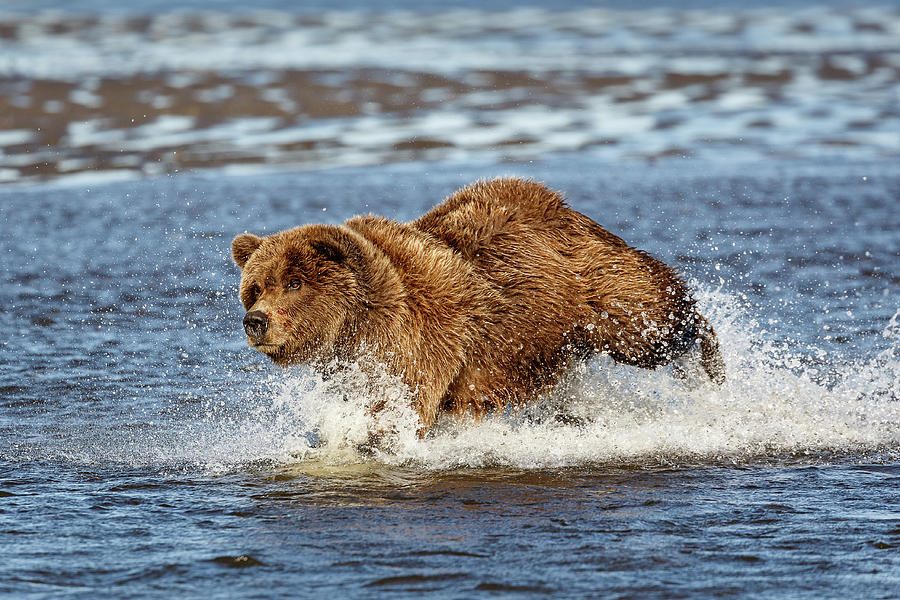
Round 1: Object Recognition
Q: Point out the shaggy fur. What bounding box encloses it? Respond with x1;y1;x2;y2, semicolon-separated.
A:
232;178;724;434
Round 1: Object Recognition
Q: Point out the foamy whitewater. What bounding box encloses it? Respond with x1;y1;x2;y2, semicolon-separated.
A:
152;291;897;475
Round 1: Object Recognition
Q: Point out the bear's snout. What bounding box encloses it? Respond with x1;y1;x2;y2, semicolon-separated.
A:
243;310;269;341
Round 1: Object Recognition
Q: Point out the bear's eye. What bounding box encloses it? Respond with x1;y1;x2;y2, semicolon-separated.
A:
242;283;261;309
286;279;302;290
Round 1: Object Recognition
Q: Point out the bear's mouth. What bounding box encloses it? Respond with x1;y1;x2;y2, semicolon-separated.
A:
250;341;281;354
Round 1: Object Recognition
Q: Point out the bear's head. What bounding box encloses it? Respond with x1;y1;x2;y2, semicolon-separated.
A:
231;225;367;366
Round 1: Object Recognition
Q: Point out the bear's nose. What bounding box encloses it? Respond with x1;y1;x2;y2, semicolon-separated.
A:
243;310;269;341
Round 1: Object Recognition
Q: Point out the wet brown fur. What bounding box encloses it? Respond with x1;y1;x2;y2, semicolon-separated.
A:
232;178;725;435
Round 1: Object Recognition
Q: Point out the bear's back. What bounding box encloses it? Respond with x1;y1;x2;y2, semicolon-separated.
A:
413;177;638;260
413;178;567;260
413;177;698;369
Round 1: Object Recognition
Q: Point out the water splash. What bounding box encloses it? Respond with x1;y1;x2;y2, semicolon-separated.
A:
14;290;892;474
184;290;899;472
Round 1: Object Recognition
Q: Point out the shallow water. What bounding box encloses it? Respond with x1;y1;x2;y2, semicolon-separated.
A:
2;0;900;597
1;2;899;182
5;461;900;598
2;156;899;597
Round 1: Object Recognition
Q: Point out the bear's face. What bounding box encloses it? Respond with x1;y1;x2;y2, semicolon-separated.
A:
231;225;364;366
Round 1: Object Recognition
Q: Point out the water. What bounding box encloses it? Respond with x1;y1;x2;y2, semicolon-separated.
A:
2;3;899;183
2;1;900;598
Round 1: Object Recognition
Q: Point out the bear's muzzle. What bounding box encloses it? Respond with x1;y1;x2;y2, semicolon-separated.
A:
243;310;269;342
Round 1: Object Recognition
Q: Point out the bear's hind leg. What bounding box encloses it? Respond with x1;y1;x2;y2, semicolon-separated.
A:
670;315;725;385
696;315;725;385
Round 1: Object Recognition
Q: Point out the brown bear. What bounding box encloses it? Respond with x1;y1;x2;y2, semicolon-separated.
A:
231;178;724;435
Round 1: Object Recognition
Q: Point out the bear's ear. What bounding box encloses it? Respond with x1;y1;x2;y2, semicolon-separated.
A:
310;239;347;264
309;228;363;268
232;233;262;268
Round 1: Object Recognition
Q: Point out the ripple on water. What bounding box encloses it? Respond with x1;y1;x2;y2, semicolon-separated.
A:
210;555;265;568
0;6;899;183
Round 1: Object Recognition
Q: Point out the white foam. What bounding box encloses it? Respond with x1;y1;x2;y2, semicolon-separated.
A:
0;168;20;182
35;168;142;188
68;88;103;108
716;89;768;111
64;119;125;147
180;291;900;473
0;129;34;146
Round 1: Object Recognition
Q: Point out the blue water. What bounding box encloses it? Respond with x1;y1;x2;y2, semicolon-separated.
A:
2;156;899;598
10;0;897;13
1;0;899;597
